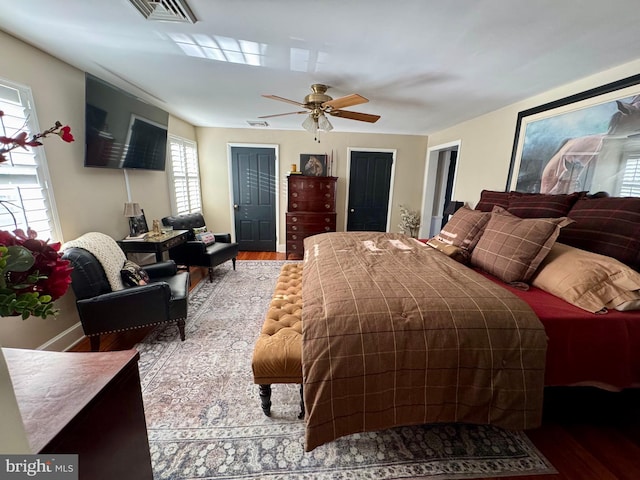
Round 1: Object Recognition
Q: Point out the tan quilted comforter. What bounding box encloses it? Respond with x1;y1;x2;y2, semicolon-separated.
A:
301;232;547;451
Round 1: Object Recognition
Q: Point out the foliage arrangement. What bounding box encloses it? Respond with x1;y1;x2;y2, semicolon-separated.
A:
398;205;421;238
0;229;73;319
0;111;75;318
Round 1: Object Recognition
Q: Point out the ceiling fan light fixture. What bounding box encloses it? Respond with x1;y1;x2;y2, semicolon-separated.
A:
302;114;317;134
318;113;333;132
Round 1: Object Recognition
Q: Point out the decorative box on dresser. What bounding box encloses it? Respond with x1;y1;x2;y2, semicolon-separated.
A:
286;175;337;259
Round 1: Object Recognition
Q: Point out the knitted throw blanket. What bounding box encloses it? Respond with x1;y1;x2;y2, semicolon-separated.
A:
63;232;127;291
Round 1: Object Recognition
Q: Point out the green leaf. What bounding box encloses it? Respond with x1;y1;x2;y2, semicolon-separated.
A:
5;246;35;272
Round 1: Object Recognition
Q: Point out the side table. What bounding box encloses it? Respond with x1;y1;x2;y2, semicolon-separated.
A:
4;348;153;480
118;229;189;262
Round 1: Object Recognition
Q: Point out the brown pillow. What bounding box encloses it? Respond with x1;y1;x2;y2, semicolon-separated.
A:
507;192;582;219
425;237;468;263
432;206;490;253
532;243;640;313
471;207;572;284
558;196;640;270
474;190;514;212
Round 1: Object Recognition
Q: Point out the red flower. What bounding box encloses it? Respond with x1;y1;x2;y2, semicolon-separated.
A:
0;115;74;164
59;125;74;143
1;228;73;318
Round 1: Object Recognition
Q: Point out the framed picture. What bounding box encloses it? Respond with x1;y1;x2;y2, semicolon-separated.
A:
129;209;149;237
507;73;640;195
300;154;328;176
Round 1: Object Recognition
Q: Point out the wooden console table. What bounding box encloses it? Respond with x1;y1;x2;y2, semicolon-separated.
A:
4;348;153;480
118;229;189;262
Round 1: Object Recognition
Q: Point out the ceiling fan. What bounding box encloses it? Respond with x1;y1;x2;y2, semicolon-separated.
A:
259;84;380;141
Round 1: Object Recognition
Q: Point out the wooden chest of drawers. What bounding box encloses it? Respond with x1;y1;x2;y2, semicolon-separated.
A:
286;175;337;259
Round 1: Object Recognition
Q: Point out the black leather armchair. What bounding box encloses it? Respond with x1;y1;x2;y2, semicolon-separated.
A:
62;248;189;351
162;213;239;282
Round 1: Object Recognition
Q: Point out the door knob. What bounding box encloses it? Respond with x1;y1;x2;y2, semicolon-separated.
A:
233;204;239;210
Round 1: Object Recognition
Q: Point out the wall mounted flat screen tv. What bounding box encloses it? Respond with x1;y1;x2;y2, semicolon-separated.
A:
85;74;169;171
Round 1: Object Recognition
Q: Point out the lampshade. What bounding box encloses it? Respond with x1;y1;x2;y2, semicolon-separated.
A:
123;202;142;217
317;113;333;132
302;114;317;134
302;112;333;134
443;201;464;216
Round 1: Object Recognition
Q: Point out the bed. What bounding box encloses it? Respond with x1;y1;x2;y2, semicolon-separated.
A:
301;231;547;451
300;192;640;451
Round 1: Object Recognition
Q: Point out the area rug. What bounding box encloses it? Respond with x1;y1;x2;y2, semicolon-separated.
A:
135;260;556;480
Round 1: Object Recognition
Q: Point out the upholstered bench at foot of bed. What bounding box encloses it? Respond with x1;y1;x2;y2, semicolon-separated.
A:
251;262;304;419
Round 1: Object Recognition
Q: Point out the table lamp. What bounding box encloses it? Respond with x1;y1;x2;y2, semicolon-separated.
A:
123;202;143;236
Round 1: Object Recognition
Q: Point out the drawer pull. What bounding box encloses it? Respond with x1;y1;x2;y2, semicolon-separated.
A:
292;234;298;240
292;225;298;230
292;203;298;208
292;217;298;222
325;204;330;209
292;192;298;197
324;226;331;231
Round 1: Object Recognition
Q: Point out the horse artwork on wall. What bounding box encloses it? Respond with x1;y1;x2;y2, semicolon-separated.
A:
508;74;640;196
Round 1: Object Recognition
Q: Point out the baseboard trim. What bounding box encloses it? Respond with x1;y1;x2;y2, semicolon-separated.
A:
38;323;85;352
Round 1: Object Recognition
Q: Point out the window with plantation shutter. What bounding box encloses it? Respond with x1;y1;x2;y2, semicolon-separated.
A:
0;78;61;241
619;156;640;197
168;135;202;215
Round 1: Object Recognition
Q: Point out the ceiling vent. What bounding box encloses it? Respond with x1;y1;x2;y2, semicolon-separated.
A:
247;120;270;127
130;0;197;24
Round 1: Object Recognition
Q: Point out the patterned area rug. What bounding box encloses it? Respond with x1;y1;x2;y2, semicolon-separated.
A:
135;260;556;480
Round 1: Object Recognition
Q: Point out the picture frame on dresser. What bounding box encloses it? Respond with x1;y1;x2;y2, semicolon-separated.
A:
300;154;328;176
507;73;640;195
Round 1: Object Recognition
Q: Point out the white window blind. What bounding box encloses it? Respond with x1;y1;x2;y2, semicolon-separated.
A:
0;79;60;241
168;135;202;215
620;156;640;197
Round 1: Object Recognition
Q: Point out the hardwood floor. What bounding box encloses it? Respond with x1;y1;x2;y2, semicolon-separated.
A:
68;251;640;479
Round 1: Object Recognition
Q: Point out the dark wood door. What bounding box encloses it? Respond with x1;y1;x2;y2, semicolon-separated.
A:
441;150;457;229
231;146;276;251
347;151;393;231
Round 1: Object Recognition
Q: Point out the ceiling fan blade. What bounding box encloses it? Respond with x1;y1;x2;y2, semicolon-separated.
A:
258;111;308;119
262;94;305;107
323;93;368;110
329;110;381;123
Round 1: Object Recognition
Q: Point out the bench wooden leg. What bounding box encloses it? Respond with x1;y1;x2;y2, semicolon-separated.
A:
298;384;305;419
259;384;272;417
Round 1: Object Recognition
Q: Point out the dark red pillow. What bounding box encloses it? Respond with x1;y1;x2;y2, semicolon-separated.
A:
507;192;582;219
558;196;640;271
474;190;513;212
